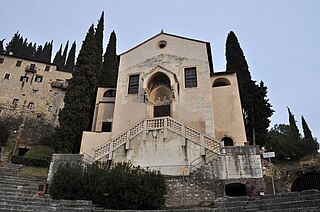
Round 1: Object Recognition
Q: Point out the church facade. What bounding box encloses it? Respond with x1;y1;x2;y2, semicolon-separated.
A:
79;32;264;190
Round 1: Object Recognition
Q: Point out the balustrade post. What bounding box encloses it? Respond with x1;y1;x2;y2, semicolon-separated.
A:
181;125;186;145
163;118;168;140
125;131;130;150
143;120;147;141
200;135;205;156
108;142;113;160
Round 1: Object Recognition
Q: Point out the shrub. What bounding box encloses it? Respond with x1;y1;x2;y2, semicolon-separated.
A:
11;155;50;167
49;162;166;209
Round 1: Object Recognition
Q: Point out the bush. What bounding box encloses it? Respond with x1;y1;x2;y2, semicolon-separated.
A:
0;122;10;146
50;162;166;209
11;155;50;167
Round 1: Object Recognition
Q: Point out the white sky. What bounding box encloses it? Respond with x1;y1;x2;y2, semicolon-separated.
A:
1;0;319;139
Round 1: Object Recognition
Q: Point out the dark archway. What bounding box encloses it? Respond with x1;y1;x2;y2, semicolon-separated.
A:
225;183;247;197
222;137;234;146
291;173;320;192
147;72;172;118
213;77;231;87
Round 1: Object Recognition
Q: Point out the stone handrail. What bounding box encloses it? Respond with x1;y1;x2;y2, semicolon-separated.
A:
94;117;221;161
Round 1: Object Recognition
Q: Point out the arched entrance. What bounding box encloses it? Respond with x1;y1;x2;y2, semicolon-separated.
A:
147;72;172;118
291;173;320;192
222;137;234;146
225;183;247;196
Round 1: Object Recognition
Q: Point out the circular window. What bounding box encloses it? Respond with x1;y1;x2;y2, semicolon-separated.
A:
158;40;167;49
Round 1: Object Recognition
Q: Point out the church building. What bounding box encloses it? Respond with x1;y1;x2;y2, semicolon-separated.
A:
78;32;264;195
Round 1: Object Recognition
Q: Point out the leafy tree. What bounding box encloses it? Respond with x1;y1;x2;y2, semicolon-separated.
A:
65;41;76;72
54;25;99;153
100;31;119;86
225;31;273;146
266;109;318;160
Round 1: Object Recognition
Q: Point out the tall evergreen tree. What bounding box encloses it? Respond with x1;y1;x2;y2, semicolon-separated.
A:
301;116;313;140
287;108;300;141
54;25;99;153
94;12;104;81
34;45;43;60
53;44;63;68
6;32;23;56
0;39;5;53
100;31;119;86
225;31;273;146
65;41;76;72
61;41;69;70
40;40;53;63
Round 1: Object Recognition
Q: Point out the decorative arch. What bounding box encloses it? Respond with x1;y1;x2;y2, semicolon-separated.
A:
103;89;116;97
146;72;172;117
213;77;231;87
225;183;247;196
221;137;234;146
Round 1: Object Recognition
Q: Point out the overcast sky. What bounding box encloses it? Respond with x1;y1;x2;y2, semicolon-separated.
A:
1;0;319;140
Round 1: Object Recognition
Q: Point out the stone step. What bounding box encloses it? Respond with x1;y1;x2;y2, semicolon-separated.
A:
260;199;320;210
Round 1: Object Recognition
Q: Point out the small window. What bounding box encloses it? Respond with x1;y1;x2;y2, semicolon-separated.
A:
16;61;22;67
48;106;53;112
157;40;167;49
35;75;43;83
128;74;139;94
20;76;29;82
184;67;197;88
45;65;50;71
36;115;42;122
213;78;231;87
103;89;116;97
30;64;36;70
27;102;34;109
32;89;38;94
12;99;19;105
102;122;112;132
4;73;10;79
0;109;3;115
0;58;4;64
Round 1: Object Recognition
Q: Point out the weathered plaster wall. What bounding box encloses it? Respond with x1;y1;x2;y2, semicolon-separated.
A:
211;73;247;145
80;131;112;158
112;34;215;137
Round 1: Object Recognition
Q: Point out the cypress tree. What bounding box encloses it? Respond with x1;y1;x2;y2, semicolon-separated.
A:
65;41;76;72
6;32;23;56
94;11;104;81
34;45;43;60
301;116;313;140
61;41;69;70
0;39;5;53
41;40;53;63
100;31;119;86
225;31;273;146
53;44;63;67
54;25;99;153
287;108;300;141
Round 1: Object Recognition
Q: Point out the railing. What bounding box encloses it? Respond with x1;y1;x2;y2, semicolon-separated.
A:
94;117;221;161
189;150;219;173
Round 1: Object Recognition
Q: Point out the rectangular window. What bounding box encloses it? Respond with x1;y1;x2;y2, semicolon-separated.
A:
32;89;38;94
102;122;112;132
0;58;4;64
128;74;139;94
48;106;53;112
184;67;198;88
20;76;29;82
16;60;22;67
35;75;43;83
4;73;10;79
30;64;36;70
12;99;19;105
36;115;42;121
45;65;50;71
27;102;34;109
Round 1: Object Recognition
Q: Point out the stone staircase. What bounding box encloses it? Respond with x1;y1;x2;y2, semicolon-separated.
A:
0;162;98;211
213;190;320;211
94;116;221;161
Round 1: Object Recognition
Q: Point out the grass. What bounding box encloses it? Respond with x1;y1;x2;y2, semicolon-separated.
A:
2;139;16;155
16;166;49;180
